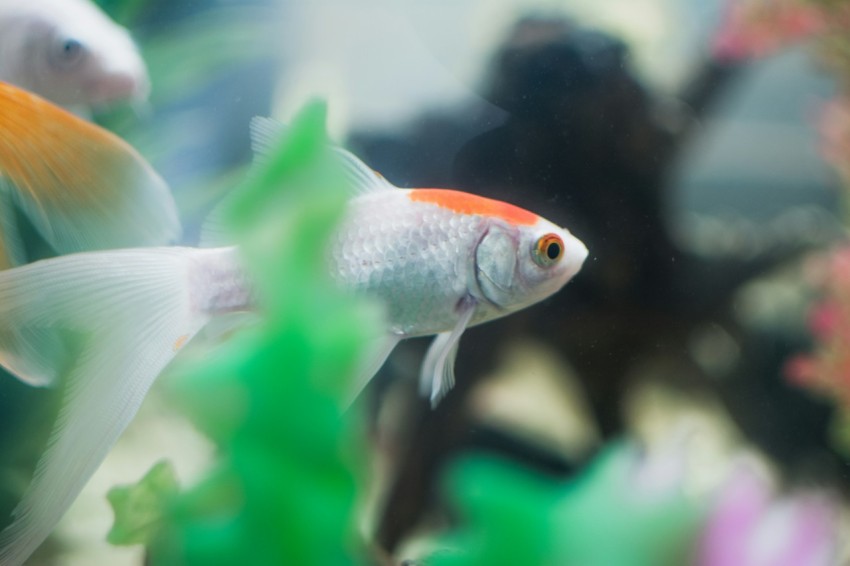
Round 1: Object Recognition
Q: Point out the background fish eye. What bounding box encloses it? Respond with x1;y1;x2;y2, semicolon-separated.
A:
51;38;86;68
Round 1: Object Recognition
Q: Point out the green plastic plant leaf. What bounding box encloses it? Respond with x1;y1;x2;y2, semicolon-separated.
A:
107;101;380;566
549;444;702;566
107;460;180;547
431;442;704;566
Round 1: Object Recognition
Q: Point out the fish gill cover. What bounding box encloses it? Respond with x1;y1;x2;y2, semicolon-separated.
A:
107;101;381;565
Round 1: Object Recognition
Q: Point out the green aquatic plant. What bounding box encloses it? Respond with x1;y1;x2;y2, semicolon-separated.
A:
107;460;180;547
429;443;704;566
108;101;379;565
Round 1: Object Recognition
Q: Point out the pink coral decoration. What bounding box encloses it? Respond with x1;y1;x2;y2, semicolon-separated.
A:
713;0;827;60
786;246;850;407
698;465;839;566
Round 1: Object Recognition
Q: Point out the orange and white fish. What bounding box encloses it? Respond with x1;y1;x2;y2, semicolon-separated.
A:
0;82;180;271
0;118;587;564
0;0;149;109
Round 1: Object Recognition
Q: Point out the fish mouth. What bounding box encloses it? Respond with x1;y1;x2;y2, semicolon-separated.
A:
562;233;589;279
89;71;150;105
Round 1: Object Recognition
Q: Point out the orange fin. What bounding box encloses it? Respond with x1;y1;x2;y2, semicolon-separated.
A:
0;192;23;269
0;82;180;263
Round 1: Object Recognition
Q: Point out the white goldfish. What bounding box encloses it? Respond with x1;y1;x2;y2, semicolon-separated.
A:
0;118;587;564
0;0;149;109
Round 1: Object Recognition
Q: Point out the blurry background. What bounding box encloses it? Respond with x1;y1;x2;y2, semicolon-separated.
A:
1;0;849;564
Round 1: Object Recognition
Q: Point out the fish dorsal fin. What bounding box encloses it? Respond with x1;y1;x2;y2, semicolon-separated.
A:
333;144;397;195
248;116;283;163
198;203;231;248
0;83;181;264
250;116;397;196
200;117;395;248
198;117;280;247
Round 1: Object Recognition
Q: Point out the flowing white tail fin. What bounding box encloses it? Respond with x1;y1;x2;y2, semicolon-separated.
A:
0;247;213;565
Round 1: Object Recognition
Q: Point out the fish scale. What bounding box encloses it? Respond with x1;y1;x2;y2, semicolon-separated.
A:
331;189;483;336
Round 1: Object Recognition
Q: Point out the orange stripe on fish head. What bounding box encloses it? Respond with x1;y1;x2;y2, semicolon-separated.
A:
408;188;539;226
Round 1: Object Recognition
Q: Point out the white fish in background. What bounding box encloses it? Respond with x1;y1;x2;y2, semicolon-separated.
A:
0;118;587;564
0;0;150;109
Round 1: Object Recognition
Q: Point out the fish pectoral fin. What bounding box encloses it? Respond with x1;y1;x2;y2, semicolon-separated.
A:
0;248;210;566
344;333;403;408
420;299;476;407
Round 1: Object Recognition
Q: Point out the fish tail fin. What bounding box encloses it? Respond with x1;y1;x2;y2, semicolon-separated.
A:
0;247;213;566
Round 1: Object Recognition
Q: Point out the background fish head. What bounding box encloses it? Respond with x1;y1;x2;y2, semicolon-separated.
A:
3;0;150;107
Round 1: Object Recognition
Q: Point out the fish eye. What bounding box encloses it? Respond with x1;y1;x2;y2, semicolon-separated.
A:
532;233;564;267
51;37;86;68
62;39;82;57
